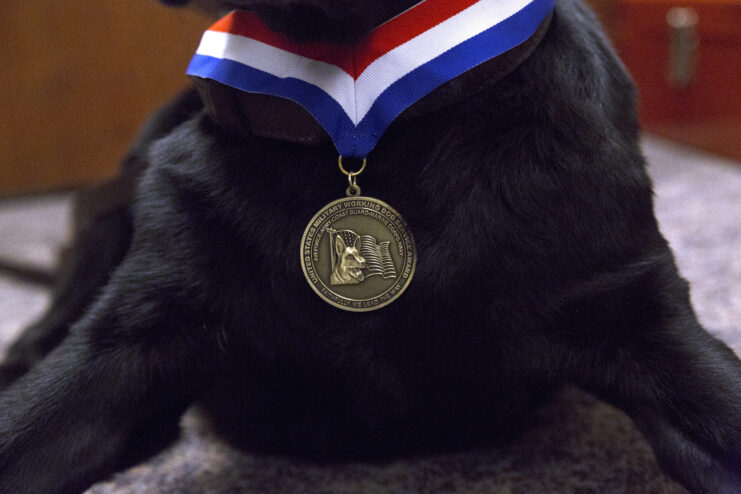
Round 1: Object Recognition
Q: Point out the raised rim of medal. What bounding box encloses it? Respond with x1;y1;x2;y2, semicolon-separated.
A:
300;196;417;312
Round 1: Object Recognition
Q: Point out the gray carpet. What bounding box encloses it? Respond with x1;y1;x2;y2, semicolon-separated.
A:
0;135;738;493
0;193;70;356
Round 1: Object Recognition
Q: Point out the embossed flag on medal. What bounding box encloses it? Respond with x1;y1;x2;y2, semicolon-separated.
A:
358;235;397;279
328;229;397;280
187;0;555;157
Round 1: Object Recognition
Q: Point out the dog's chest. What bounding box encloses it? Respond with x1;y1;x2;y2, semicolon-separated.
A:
241;160;491;316
145;105;564;384
171;115;493;307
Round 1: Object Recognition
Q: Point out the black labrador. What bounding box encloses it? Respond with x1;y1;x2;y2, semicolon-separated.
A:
0;1;739;493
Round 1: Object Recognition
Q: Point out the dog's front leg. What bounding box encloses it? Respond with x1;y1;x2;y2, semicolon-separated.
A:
0;249;217;494
562;259;741;494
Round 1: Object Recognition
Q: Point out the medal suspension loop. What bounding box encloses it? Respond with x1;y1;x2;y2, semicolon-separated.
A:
338;156;366;197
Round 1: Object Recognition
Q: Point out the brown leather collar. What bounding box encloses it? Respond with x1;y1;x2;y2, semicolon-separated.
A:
191;11;552;146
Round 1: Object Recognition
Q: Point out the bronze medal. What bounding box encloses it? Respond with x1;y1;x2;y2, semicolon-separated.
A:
300;159;416;311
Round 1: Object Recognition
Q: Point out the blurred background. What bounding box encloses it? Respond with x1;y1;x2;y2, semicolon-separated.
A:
1;0;740;194
592;0;741;163
0;1;211;194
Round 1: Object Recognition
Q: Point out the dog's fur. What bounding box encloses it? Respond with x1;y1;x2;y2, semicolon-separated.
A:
1;1;740;493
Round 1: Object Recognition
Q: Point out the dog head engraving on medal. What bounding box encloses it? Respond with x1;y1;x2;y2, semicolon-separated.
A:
330;234;366;285
325;227;399;286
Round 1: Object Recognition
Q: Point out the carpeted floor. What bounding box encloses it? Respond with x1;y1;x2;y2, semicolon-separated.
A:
0;135;738;493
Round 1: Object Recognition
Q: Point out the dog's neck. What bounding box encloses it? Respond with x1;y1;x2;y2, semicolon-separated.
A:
191;8;552;147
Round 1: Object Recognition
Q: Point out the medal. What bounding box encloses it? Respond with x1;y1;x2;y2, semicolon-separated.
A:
186;0;555;310
300;158;416;311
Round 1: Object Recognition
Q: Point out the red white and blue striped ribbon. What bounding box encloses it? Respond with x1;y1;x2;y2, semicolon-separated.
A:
187;0;555;157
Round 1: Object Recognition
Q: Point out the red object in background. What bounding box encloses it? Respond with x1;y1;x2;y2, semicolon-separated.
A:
614;0;741;162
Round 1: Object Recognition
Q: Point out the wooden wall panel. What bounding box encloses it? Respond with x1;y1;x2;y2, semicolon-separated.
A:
586;0;620;39
0;1;210;194
615;0;741;161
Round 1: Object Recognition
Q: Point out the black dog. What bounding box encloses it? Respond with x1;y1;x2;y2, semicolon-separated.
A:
1;1;739;493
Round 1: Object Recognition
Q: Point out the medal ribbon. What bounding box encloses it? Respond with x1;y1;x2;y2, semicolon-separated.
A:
187;0;555;158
